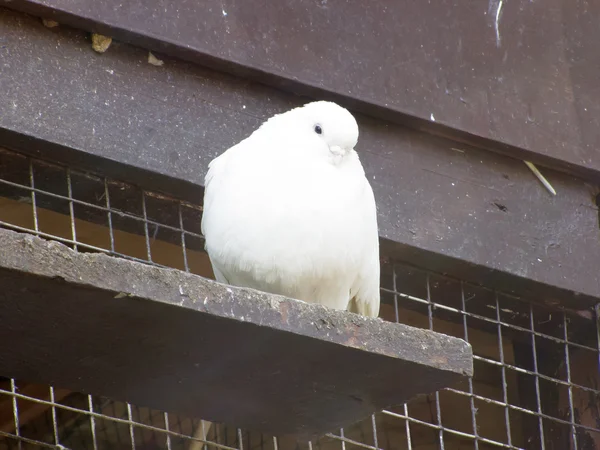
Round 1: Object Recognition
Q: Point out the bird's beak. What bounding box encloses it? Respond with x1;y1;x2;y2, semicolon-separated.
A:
329;145;347;156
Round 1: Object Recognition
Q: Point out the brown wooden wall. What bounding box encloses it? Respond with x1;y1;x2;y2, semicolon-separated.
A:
0;3;599;308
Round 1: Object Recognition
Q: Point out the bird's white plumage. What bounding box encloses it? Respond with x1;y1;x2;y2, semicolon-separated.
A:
201;101;380;317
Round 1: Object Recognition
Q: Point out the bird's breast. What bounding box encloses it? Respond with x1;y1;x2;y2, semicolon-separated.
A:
204;158;371;294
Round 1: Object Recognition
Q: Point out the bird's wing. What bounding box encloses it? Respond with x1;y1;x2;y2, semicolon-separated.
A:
209;260;230;284
201;149;230;238
348;183;380;318
348;243;380;317
201;147;236;285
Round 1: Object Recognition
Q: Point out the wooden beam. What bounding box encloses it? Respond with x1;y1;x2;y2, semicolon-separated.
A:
0;227;473;438
0;9;599;309
2;0;600;180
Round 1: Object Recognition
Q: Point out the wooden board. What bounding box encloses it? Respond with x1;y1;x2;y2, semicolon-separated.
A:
2;0;600;179
0;9;599;309
0;227;472;438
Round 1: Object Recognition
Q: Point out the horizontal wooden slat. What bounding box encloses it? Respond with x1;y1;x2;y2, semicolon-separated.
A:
2;0;600;180
0;227;473;438
0;8;599;308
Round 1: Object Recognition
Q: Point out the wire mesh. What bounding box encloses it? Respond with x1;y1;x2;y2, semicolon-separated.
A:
0;145;599;450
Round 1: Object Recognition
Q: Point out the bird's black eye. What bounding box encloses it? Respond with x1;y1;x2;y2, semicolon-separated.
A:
314;125;323;135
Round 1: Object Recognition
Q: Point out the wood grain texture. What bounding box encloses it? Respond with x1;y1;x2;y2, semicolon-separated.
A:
2;0;600;179
0;227;472;438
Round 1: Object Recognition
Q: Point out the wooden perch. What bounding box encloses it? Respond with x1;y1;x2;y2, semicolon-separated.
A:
0;228;472;438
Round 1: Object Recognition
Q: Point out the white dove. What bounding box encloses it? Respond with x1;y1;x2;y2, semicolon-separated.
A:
201;100;380;317
190;101;380;450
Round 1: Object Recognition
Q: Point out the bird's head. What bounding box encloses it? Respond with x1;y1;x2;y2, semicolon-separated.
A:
262;101;359;164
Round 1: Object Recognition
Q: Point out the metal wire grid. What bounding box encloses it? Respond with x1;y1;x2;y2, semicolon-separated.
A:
0;146;598;449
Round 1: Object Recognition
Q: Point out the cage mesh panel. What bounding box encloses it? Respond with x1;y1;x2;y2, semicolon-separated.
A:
0;146;598;450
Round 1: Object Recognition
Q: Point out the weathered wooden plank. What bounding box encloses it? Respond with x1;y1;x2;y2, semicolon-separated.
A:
2;0;600;179
0;9;599;309
0;227;473;438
